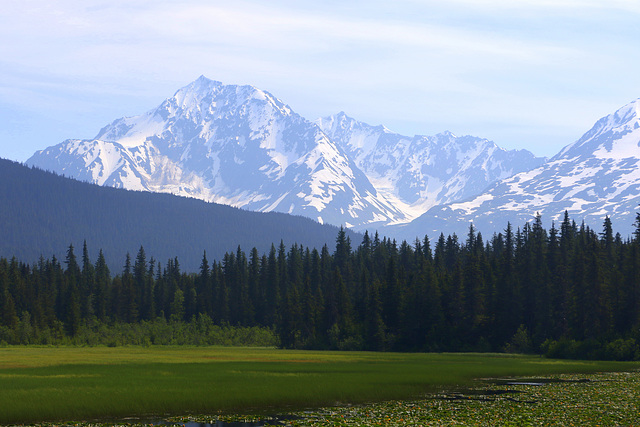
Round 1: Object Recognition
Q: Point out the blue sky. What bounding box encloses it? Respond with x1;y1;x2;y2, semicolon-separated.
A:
1;0;639;161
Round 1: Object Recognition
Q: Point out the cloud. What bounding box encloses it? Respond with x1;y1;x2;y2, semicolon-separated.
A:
1;1;575;69
4;0;580;105
429;0;640;13
1;0;639;159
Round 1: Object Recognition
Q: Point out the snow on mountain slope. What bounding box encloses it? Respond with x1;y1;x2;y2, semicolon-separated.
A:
30;138;213;197
27;76;405;228
317;112;545;222
388;98;640;241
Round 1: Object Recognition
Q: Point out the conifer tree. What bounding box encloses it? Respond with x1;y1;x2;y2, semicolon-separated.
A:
64;245;81;334
120;253;138;323
334;226;351;274
196;251;211;317
365;278;386;351
81;240;95;318
134;246;152;320
93;249;110;321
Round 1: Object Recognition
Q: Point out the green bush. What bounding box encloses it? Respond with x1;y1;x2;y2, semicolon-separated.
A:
543;337;640;361
603;338;640;361
0;314;278;347
503;324;534;354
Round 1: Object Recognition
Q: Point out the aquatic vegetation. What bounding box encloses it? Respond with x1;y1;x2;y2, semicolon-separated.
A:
274;371;640;426
0;347;637;426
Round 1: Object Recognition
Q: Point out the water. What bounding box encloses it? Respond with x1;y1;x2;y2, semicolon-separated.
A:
157;415;298;427
168;422;268;427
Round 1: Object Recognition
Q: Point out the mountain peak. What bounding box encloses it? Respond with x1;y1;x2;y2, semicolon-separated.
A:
611;98;640;127
181;75;223;93
395;97;640;241
319;112;393;136
593;98;640;134
554;98;640;161
28;77;549;233
28;77;407;229
438;130;457;138
173;76;272;106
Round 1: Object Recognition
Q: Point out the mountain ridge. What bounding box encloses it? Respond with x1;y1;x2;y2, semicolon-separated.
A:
28;76;407;228
0;157;360;272
388;98;640;240
27;76;544;231
317;111;546;222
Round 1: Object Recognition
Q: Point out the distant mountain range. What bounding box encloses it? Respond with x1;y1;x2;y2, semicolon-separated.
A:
27;76;543;231
317;112;545;223
0;158;359;272
25;76;640;240
386;98;640;240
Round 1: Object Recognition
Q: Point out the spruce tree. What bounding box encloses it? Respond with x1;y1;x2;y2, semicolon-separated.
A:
64;245;81;335
81;240;95;318
94;249;110;321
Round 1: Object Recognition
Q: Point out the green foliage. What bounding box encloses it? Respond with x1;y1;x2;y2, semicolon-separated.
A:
605;338;640;361
0;316;277;347
543;337;640;361
503;324;533;354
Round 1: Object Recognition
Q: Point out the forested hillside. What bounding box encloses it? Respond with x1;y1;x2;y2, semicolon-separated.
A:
1;214;639;360
0;158;359;271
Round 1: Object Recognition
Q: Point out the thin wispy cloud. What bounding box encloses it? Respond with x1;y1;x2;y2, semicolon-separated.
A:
0;0;639;161
435;0;640;12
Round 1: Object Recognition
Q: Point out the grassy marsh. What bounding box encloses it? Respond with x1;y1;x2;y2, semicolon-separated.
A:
0;346;638;425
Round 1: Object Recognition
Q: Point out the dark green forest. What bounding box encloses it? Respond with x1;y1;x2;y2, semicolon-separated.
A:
1;212;640;360
0;158;358;272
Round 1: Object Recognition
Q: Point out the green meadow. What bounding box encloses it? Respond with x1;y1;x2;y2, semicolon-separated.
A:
0;346;638;425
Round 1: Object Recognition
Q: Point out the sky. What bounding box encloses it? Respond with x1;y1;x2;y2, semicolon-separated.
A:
1;0;640;162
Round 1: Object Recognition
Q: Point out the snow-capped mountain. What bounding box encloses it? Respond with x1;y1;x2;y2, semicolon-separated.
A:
390;98;640;240
27;76;406;228
28;76;544;230
317;112;545;222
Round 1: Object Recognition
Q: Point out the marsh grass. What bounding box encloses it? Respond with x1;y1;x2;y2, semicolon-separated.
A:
0;347;637;424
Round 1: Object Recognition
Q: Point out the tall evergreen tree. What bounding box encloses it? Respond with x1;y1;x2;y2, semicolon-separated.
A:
120;253;138;323
80;240;95;318
93;249;110;321
63;245;81;335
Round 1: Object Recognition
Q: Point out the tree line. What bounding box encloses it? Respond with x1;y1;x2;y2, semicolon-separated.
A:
1;212;639;360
